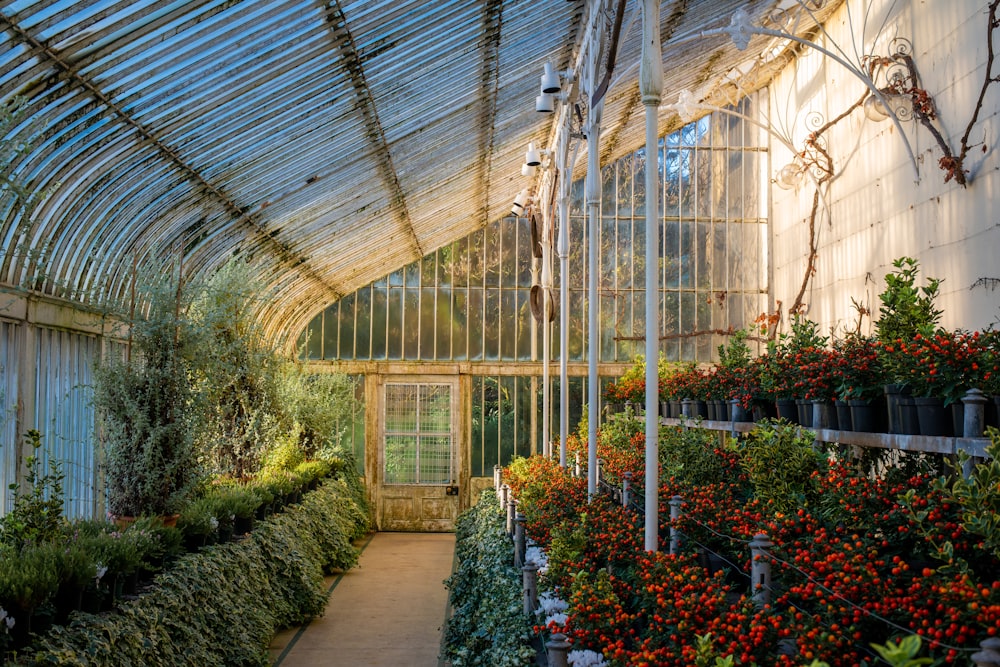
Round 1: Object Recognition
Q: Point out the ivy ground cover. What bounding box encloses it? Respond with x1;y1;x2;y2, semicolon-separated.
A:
505;417;1000;666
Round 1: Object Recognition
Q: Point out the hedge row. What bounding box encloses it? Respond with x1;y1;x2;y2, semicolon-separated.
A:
19;477;370;666
442;489;535;667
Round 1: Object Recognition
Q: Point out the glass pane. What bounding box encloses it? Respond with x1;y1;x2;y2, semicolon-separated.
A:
600;294;615;362
484;222;500;288
418;436;452;483
420;384;451;432
422;253;436;287
453;236;470;287
516;217;531;287
501;218;517;289
436;287;452;360
500;289;516;359
323;303;338;359
484;289;500;360
371;286;387;359
468;228;484;285
384;435;416;484
517;288;532;361
680;221;695;288
499;375;517;463
420;287;436;360
385;384;417;431
403;288;419;360
405;262;420;288
355;286;371;359
468;287;483;360
569;289;585;361
437;245;453;288
452;289;468;360
387;287;403;360
338;294;355;359
515;375;533;458
305;314;322;360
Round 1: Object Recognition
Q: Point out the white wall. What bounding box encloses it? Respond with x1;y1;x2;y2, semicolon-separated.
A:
768;0;1000;337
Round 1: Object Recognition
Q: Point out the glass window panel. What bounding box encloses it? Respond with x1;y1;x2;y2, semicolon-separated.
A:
680;291;696;359
632;218;646;283
371;286;387;359
500;218;517;288
305;314;322;360
569;216;585;288
480;376;500;475
516;217;531;287
632;150;646;218
663;220;680;288
386;287;403;360
517;288;532;361
385;385;418;430
569;289;585;361
601;164;617;216
600;216;616;289
452;237;469;287
451;290;468;360
484;222;500;288
662;290;679;361
713;223;727;287
322;304;338;359
420;287;436;360
384;435;417;484
679;221;694;289
388;268;403;287
697;291;713;360
484;289;500;360
500;289;516;359
422;253;436;287
696;222;710;289
600;294;616;362
420;384;452;432
338;294;355;359
437;245;453;288
617;219;633;289
405;262;420;288
468;228;485;285
418;436;452;483
355;286;371;359
508;377;524;465
403;288;419;360
435;287;452;360
467;287;483;360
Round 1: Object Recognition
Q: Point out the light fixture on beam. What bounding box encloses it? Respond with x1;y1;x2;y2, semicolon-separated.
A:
511;188;531;216
774;160;805;190
540;62;574;94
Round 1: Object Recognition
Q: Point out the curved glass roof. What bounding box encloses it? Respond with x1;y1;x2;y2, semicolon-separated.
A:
0;0;837;341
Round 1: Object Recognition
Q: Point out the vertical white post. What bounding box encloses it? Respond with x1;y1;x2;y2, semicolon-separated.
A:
557;135;572;468
586;73;604;500
640;0;663;553
542;226;551;459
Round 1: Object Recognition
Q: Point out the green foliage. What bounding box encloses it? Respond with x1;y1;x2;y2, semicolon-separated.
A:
261;432;306;473
0;541;59;616
189;258;283;479
22;480;366;666
738;420;825;513
0;431;64;548
717;328;753;370
902;429;1000;575
177;497;218;539
443;490;536;667
659;426;732;488
94;261;201;517
875;256;942;346
870;635;933;666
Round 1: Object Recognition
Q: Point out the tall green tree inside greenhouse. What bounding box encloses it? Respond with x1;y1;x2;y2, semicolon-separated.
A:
94;261;201;517
191;259;283;479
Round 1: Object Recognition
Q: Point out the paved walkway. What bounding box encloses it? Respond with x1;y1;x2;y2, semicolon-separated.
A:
269;532;456;667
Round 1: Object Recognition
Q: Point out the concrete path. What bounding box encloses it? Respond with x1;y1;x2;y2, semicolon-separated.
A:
269;532;456;667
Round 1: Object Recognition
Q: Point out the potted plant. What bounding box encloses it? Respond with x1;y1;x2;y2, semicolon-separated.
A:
177;497;218;551
874;256;943;434
832;333;887;432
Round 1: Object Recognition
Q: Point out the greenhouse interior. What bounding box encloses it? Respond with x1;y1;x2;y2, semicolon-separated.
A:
0;0;999;665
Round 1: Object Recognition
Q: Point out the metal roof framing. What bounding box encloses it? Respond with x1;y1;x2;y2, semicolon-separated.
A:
0;0;842;342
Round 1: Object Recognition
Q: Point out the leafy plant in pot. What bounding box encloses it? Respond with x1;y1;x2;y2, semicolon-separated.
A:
94;261;201;520
875;256;943;434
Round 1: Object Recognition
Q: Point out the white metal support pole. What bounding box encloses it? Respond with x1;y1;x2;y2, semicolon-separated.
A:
640;0;662;553
586;99;603;500
542;204;552;458
557;133;572;468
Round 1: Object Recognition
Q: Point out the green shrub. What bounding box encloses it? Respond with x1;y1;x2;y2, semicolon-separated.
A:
20;480;367;666
443;489;535;667
738;420;826;512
